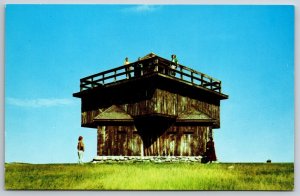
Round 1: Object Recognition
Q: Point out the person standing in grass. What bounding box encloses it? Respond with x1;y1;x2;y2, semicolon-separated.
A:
206;137;217;163
77;136;85;164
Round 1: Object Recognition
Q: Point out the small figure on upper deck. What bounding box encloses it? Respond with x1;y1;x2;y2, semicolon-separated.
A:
170;54;178;76
124;57;133;79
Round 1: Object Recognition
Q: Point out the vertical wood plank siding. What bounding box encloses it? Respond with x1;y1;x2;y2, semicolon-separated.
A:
82;89;220;126
97;125;142;156
97;125;210;156
89;87;219;156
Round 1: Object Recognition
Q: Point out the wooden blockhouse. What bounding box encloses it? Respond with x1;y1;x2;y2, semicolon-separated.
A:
73;53;228;157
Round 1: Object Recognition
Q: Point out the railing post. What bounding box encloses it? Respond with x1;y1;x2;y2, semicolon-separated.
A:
191;72;194;84
102;74;104;85
210;78;213;89
180;66;183;80
201;74;204;86
154;64;158;72
114;70;117;82
141;64;144;76
91;78;94;88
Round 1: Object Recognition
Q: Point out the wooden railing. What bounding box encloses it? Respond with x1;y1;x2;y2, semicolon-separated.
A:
79;57;222;93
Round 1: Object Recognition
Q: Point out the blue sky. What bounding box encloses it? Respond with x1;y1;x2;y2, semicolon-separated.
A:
5;5;294;163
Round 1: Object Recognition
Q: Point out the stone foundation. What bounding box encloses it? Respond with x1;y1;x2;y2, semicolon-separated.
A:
92;156;203;163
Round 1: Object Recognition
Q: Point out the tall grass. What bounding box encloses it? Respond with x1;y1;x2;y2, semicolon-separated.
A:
5;162;294;190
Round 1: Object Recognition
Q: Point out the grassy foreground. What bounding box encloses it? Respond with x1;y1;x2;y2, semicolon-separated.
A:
5;162;293;190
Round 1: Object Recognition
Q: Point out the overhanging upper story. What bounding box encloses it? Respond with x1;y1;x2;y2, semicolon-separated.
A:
73;53;228;128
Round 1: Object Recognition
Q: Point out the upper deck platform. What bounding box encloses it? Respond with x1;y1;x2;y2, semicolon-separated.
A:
73;53;228;100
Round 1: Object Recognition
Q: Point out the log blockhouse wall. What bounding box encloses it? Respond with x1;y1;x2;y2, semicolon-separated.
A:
74;53;228;157
81;89;221;128
97;125;210;156
82;88;219;156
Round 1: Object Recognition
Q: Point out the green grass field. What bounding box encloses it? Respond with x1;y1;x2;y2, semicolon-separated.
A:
5;162;294;190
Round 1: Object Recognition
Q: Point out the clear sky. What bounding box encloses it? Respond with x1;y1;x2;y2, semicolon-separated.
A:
5;4;294;163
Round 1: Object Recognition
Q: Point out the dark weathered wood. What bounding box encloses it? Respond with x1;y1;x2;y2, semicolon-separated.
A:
96;124;210;156
81;88;221;128
97;125;143;156
75;53;227;158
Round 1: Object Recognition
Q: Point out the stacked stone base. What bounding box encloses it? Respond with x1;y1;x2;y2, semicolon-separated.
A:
92;156;204;163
